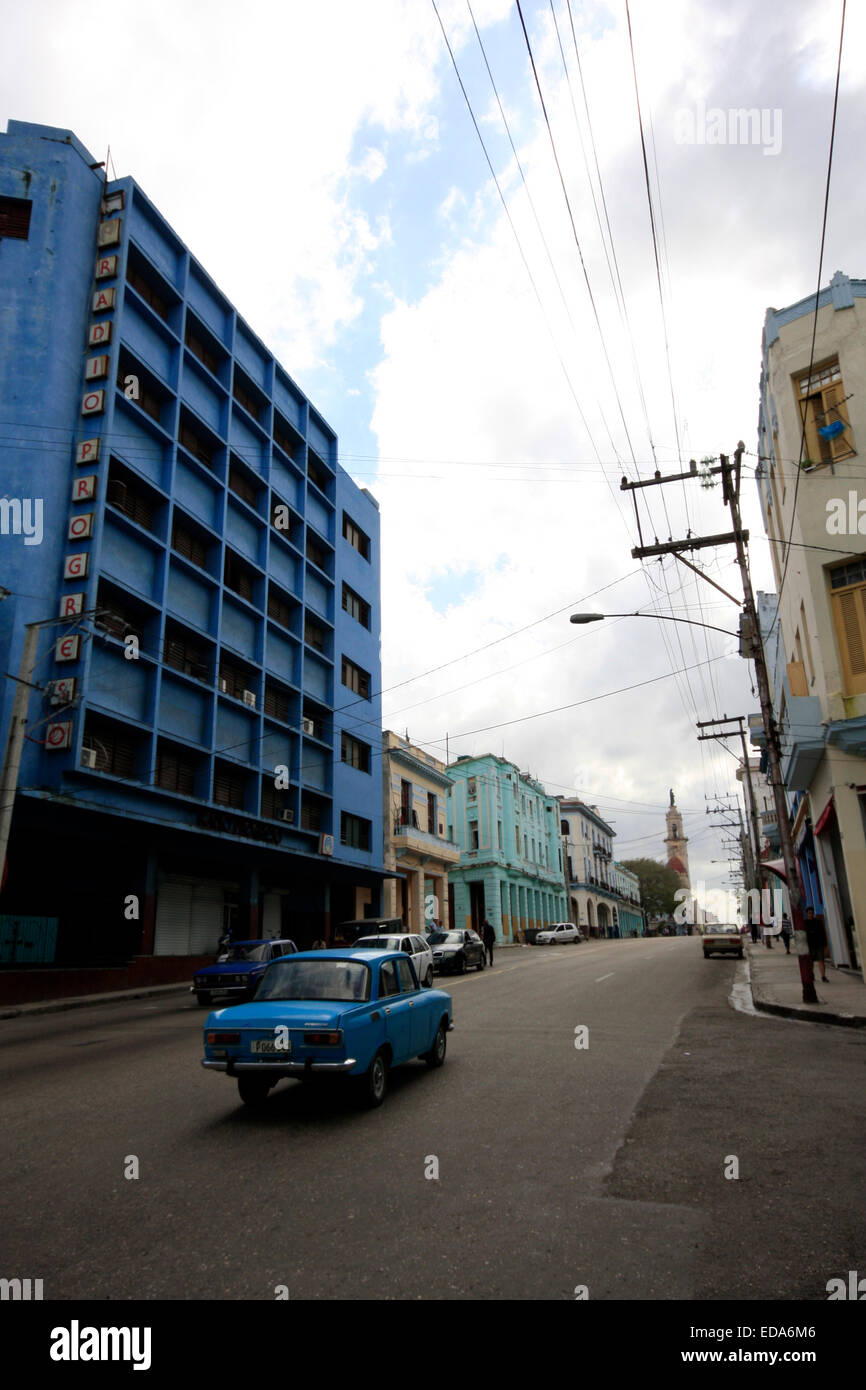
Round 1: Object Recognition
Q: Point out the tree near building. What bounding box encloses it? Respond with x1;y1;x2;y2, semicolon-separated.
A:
620;859;682;917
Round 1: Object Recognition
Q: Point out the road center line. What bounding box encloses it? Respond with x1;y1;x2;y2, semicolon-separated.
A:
595;972;615;982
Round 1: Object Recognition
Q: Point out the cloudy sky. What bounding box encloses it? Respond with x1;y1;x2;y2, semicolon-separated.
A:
4;0;862;899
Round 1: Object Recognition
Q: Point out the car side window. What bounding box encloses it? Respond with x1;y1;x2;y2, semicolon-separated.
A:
380;960;400;997
395;958;417;993
401;938;411;954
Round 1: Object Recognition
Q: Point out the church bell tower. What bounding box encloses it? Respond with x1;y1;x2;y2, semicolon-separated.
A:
664;789;690;890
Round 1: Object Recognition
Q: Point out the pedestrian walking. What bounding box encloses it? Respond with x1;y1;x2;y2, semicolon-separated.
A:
804;906;829;983
780;913;793;954
750;916;759;944
482;918;495;966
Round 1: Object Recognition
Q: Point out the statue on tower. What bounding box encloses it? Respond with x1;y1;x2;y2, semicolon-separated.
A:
670;788;675;807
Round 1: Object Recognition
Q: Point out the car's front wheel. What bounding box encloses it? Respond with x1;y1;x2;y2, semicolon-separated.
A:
424;1020;447;1068
457;954;466;975
237;1075;272;1108
195;991;211;1008
476;953;485;971
358;1049;388;1108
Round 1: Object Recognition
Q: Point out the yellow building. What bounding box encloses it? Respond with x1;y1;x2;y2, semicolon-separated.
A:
381;732;459;931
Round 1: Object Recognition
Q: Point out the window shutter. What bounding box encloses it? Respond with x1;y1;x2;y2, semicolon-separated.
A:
831;585;866;694
822;382;855;461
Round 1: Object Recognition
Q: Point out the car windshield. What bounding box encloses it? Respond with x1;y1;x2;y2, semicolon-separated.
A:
256;959;371;1002
223;943;268;963
353;938;398;949
428;932;462;945
703;925;739;935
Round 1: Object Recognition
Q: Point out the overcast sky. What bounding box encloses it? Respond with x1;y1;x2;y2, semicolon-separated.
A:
4;0;862;900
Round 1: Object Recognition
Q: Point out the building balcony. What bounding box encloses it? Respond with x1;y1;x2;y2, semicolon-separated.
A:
391;822;460;863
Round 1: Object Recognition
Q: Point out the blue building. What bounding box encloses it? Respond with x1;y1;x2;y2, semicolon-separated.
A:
446;754;568;940
559;798;644;937
0;121;385;998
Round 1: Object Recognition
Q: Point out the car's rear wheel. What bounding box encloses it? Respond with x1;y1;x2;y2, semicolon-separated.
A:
359;1049;388;1108
703;950;711;959
737;949;744;959
195;992;211;1007
237;1075;272;1108
424;1020;447;1068
423;966;433;988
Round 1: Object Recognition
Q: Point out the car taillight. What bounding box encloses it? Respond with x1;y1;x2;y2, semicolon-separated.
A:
304;1031;341;1046
207;1031;240;1045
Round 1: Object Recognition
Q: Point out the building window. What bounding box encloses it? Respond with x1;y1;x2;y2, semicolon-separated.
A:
306;533;328;571
497;820;503;849
155;744;196;795
127;263;170;321
264;681;290;722
213;762;245;809
82;719;138;778
232;371;261;420
261;778;291;821
467;777;477;798
341;732;370;773
224;551;255;603
107;466;156;532
274;425;296;460
228;464;258;508
172;517;208;569
304;616;326;653
342;512;370;560
0;196;32;240
179;419;213;467
163;625;209;681
427;792;436;834
301;796;323;831
341;656;370;699
308;455;329;493
470;821;479;850
218;659;254;701
341;811;371;851
797;357;855;465
117;362;164;424
342;583;370;629
829;560;866;695
184;320;220;375
267;586;295;629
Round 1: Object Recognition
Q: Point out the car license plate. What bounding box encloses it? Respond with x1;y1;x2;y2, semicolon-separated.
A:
251;1039;290;1055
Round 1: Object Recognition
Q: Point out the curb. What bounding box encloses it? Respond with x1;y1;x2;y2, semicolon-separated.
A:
0;982;191;1022
750;995;866;1029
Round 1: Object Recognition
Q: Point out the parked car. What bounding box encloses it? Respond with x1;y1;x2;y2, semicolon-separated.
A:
336;917;403;944
429;928;485;974
191;938;298;1007
534;922;584;945
701;924;744;959
201;949;453;1109
352;932;434;987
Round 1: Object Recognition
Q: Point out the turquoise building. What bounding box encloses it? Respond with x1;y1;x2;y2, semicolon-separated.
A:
446;755;568;941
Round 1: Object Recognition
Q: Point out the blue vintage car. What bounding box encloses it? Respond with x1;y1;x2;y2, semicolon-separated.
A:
201;949;453;1108
191;938;298;1007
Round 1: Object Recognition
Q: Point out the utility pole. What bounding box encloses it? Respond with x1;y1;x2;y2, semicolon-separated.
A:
621;444;818;1003
696;715;763;895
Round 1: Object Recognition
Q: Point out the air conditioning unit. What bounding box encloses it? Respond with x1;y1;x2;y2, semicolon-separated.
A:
280;809;295;823
242;689;256;708
81;747;98;769
302;717;315;736
319;833;334;856
219;678;229;693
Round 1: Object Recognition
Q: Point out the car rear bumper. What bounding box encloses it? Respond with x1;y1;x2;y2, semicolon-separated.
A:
202;1058;357;1075
190;984;254;995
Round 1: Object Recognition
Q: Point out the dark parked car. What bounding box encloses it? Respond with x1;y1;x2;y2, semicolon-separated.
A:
192;939;298;1007
429;929;485;975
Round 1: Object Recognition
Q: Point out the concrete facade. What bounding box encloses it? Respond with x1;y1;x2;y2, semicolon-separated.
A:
755;271;866;971
381;732;459;931
446;755;568;941
0;121;384;996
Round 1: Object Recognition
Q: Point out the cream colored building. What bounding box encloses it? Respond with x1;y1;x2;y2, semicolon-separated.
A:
755;271;866;970
381;732;459;931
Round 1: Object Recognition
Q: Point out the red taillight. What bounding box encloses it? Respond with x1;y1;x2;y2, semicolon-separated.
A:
207;1031;240;1045
304;1031;341;1046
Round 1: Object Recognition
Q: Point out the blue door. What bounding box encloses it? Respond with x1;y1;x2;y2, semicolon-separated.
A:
379;960;413;1063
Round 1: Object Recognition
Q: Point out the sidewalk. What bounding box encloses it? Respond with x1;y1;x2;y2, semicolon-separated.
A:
747;940;866;1028
0;981;189;1022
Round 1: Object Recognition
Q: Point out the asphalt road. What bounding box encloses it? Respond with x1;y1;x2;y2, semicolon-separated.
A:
1;938;863;1300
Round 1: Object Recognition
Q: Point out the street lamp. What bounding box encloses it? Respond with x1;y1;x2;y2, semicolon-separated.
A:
570;611;740;638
